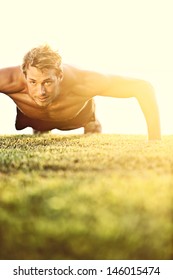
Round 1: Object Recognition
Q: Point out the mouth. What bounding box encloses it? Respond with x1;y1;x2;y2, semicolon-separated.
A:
37;96;48;102
34;96;50;107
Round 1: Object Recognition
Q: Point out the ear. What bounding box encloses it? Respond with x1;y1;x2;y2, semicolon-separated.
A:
20;65;27;78
59;71;63;81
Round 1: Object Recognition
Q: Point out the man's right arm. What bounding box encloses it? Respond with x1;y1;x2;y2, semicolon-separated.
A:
0;66;26;94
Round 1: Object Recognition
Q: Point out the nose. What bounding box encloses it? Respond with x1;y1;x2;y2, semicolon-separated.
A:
38;84;46;96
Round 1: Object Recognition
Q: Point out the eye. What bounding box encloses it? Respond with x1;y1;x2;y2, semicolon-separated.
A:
29;80;36;85
44;81;52;86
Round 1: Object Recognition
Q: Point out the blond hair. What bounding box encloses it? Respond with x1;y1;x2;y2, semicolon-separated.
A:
22;45;62;76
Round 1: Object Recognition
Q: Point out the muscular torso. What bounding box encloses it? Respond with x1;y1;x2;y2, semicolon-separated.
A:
6;65;94;122
8;89;90;122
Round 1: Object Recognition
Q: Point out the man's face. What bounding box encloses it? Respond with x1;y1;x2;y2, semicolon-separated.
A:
26;65;62;107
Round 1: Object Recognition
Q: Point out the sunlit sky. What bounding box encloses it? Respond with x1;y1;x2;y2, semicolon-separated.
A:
0;0;173;135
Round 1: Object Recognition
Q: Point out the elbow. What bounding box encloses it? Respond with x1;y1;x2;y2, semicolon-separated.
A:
144;81;156;97
136;80;156;100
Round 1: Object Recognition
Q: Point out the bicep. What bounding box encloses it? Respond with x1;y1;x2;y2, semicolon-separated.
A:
0;66;26;94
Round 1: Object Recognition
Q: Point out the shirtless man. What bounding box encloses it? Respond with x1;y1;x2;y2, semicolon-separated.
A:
0;45;161;140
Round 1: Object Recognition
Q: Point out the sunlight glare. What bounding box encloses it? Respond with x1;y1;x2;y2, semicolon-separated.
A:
0;0;173;135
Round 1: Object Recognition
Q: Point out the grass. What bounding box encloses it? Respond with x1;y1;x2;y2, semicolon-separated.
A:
0;134;172;260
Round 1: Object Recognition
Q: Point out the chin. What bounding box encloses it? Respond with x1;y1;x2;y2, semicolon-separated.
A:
36;101;49;108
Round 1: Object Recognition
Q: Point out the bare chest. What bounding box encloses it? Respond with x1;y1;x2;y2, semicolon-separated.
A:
8;92;89;121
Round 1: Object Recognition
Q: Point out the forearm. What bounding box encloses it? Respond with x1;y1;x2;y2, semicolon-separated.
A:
136;82;161;141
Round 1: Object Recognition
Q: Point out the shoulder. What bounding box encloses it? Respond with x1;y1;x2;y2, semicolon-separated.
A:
0;65;26;93
62;64;109;96
0;65;26;82
61;64;86;89
62;64;85;80
0;65;23;75
63;64;109;99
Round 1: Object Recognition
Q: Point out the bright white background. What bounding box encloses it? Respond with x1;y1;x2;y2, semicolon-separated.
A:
0;0;172;135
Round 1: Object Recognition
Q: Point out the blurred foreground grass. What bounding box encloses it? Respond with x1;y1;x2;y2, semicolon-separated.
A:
0;134;172;260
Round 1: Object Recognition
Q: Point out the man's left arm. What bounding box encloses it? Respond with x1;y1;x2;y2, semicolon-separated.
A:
96;75;161;141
